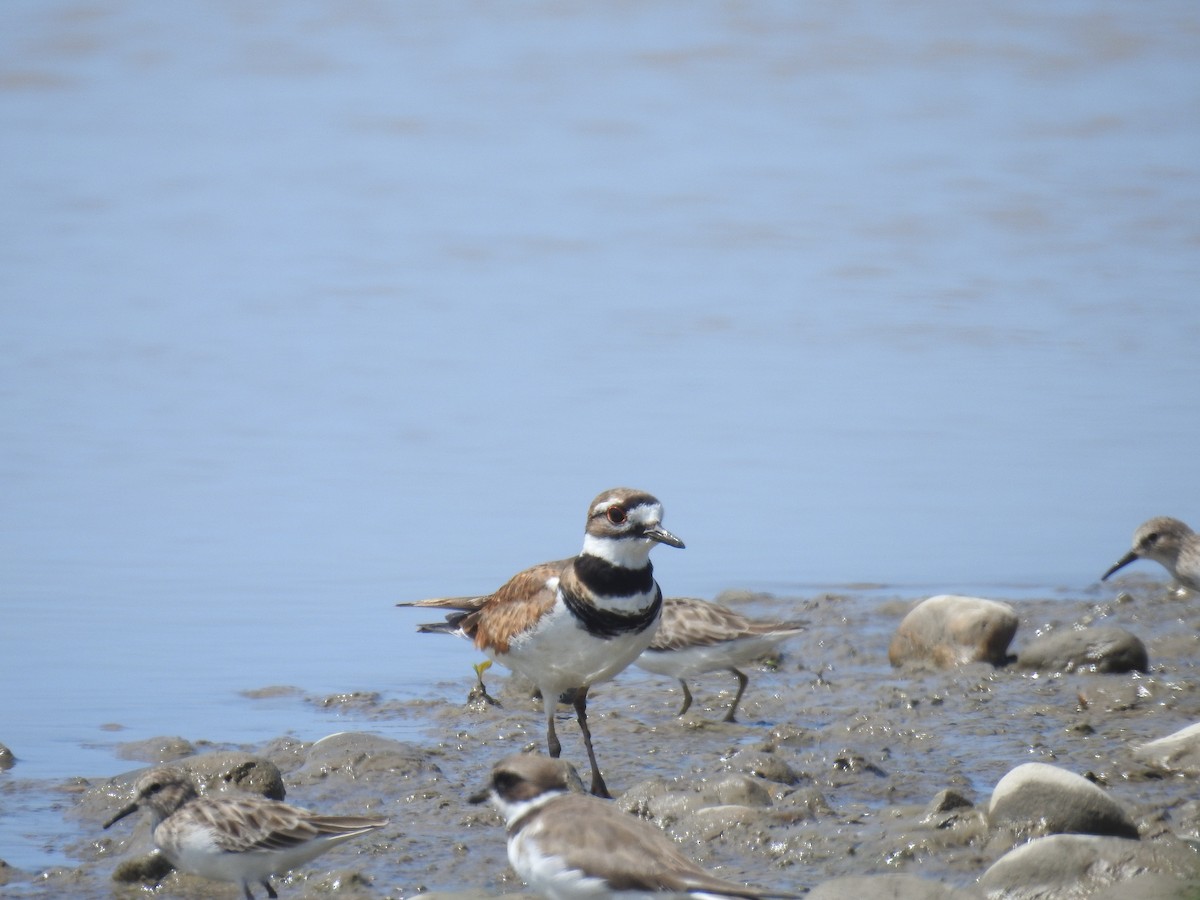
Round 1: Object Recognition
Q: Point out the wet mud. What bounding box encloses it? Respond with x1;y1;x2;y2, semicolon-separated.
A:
3;579;1199;898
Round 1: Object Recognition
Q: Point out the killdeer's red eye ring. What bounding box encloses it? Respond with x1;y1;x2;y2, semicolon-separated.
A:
606;506;627;525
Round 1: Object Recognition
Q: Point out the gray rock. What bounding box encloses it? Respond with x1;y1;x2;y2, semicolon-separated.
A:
888;595;1018;668
97;750;286;814
688;804;761;839
926;789;973;815
922;789;976;828
988;762;1138;840
619;773;773;828
722;748;800;785
113;735;196;763
291;731;443;785
183;751;287;800
616;776;676;817
1016;626;1149;673
774;787;833;820
0;742;14;770
808;874;982;899
978;833;1200;899
1134;722;1200;775
0;859;23;887
111;851;174;886
713;774;773;807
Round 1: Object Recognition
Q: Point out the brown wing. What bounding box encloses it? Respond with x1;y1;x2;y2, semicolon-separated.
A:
653;598;805;651
464;559;572;654
399;559;574;648
188;798;386;853
523;795;795;898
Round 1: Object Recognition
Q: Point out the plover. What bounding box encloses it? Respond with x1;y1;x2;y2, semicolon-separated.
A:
398;487;684;797
103;767;388;900
471;753;799;900
1102;516;1200;593
635;597;805;722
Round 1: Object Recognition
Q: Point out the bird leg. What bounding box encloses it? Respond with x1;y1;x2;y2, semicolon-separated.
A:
724;668;749;723
572;686;610;798
676;679;693;716
545;697;562;758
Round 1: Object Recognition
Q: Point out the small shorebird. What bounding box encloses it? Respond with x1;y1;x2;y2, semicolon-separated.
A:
398;487;684;798
103;767;388;900
1102;516;1200;593
471;753;799;900
635;597;805;722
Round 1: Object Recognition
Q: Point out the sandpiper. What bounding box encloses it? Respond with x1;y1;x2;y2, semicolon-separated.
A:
103;767;388;900
636;597;805;722
1102;516;1200;593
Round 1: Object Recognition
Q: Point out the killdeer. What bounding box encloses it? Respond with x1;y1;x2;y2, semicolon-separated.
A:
1102;516;1200;593
398;487;684;798
471;753;799;900
103;767;388;900
635;597;805;722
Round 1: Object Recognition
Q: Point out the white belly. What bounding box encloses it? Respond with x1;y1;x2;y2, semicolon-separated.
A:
492;602;659;696
510;820;698;900
158;818;351;887
636;633;790;679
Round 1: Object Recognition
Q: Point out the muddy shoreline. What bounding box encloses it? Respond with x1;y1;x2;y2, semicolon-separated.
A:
3;579;1199;898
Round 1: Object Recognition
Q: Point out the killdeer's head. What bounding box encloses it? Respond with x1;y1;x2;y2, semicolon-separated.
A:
470;754;580;824
103;767;198;829
580;488;684;568
1103;516;1193;581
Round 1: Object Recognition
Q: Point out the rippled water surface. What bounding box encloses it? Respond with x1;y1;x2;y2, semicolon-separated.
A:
1;0;1198;876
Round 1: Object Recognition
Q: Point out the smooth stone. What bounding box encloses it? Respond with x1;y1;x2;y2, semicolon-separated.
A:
988;762;1138;839
713;774;773;807
1134;722;1200;775
978;833;1200;898
888;595;1018;668
1016;625;1149;673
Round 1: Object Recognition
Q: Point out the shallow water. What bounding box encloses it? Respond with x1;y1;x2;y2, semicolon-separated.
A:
1;0;1198;882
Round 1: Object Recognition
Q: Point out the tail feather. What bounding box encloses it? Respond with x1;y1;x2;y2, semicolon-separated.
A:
414;609;474;636
416;620;462;635
746;619;807;637
397;595;487;611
